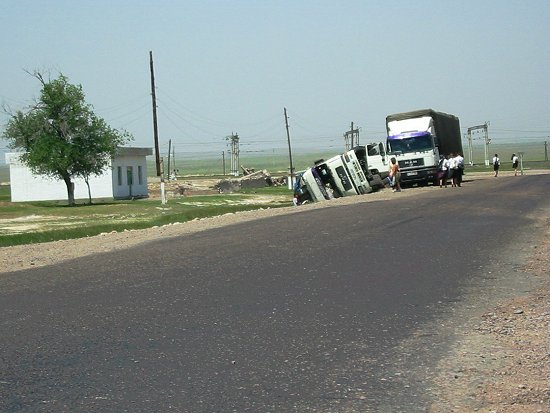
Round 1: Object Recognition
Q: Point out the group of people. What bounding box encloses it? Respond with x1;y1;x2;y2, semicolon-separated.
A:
385;152;465;191
383;150;520;192
437;153;465;188
492;153;519;177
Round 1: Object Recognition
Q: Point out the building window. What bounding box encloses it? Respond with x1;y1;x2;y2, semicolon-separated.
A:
117;166;122;186
138;165;143;185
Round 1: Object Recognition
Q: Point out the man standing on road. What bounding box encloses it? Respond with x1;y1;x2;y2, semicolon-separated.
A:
437;155;449;188
448;153;457;187
492;154;501;177
454;153;465;187
511;153;519;176
388;157;402;192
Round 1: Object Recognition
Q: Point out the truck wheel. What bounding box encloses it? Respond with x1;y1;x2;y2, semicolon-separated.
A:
369;174;385;190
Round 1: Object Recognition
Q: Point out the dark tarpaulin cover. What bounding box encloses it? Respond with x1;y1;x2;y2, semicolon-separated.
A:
385;109;463;155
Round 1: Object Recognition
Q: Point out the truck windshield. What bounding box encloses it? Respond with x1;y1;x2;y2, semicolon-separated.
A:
387;132;433;154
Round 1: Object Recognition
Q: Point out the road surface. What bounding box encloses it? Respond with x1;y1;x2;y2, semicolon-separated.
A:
1;174;548;412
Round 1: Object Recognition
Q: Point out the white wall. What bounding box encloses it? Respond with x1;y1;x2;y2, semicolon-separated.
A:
111;155;149;199
6;148;152;202
5;153;113;202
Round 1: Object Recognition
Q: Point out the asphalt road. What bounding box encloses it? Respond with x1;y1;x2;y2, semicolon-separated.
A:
1;174;549;412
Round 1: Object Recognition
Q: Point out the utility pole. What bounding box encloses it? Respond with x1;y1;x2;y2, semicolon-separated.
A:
483;122;490;166
545;140;548;162
150;51;161;177
222;151;226;176
167;139;171;180
284;107;295;188
149;51;166;204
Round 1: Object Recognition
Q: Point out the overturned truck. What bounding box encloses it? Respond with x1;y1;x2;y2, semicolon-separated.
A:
294;143;388;205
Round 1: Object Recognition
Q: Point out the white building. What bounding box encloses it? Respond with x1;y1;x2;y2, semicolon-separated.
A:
5;147;153;202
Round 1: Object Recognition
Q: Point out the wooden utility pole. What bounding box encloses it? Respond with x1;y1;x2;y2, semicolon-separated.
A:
150;51;161;177
149;51;166;204
167;139;171;180
284;108;294;186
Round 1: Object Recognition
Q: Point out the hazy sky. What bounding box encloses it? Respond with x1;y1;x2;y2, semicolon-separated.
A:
1;0;549;159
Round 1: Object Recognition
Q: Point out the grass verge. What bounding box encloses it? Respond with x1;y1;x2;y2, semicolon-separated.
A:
0;186;292;247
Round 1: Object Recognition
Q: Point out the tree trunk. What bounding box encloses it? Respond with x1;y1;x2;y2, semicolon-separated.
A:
62;175;76;206
84;176;92;205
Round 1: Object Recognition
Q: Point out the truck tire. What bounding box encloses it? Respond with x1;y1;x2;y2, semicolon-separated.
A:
369;174;385;190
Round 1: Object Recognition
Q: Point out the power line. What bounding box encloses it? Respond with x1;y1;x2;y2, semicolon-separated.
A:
157;87;281;129
157;101;226;139
489;128;550;134
104;102;150;124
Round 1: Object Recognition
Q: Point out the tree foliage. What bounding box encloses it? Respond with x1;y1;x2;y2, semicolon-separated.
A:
2;72;132;205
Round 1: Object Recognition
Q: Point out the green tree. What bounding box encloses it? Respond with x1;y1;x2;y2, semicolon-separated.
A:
2;72;132;206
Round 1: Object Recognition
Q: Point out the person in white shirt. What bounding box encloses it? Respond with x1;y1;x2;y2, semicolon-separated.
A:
448;153;458;186
453;153;465;187
437;154;450;188
511;153;519;176
492;154;500;177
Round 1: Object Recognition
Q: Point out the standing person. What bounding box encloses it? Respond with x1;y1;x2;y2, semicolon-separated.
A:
454;153;465;187
492;154;500;177
449;153;457;187
437;154;449;188
388;157;402;192
511;153;519;176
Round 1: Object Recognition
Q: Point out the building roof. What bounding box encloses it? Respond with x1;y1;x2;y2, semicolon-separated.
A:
115;147;153;157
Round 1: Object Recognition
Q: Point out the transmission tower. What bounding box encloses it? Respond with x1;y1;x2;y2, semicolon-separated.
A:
467;122;490;166
343;122;360;151
226;133;240;176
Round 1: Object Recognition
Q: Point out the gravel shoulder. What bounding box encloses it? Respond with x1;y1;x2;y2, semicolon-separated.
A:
425;172;550;413
427;205;550;412
1;170;548;412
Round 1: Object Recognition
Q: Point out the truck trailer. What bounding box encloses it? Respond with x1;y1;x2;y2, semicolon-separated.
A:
385;109;462;185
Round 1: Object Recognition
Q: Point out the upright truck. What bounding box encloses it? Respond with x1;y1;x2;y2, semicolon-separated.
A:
385;109;462;185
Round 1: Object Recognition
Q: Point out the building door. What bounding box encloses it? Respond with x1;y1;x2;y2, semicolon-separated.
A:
126;166;133;197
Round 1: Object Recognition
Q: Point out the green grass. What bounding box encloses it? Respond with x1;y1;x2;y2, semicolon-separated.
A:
0;164;9;183
465;142;549;164
463;159;550;173
0;186;293;247
0;185;10;202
